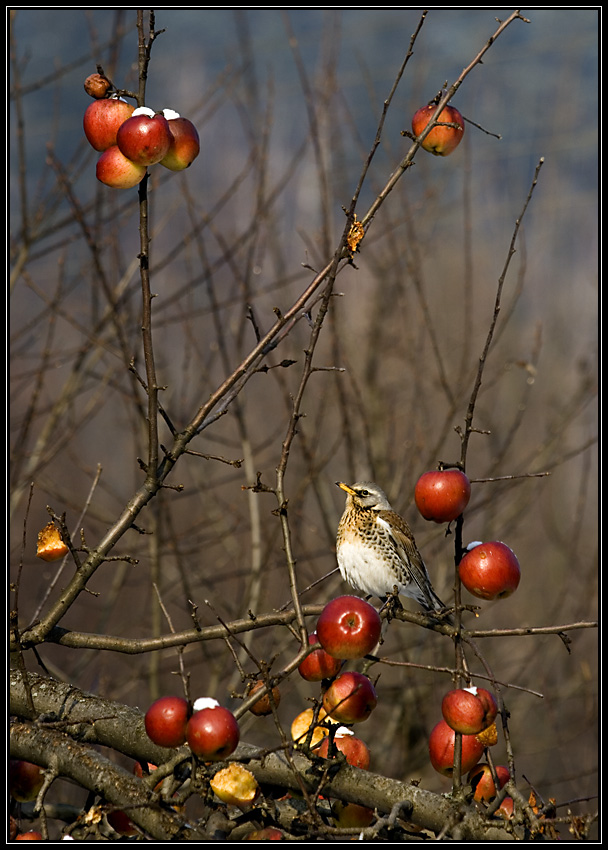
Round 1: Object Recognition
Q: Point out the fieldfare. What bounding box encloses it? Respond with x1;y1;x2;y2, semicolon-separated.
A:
336;481;450;617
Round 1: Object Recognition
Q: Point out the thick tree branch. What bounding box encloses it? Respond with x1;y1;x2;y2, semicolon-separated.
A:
10;671;517;841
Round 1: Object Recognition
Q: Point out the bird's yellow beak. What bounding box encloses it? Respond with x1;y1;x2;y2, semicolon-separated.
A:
336;481;356;496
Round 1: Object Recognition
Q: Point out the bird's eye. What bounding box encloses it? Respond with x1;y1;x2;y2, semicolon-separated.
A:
358;489;369;497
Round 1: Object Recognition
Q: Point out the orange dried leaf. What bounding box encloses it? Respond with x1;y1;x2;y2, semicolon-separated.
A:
528;790;541;813
36;523;69;562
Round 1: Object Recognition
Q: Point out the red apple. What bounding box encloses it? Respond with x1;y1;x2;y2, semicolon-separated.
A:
322;671;378;724
441;686;498;735
414;469;471;523
15;832;43;840
428;719;485;776
411;102;465;156
298;632;344;681
247;679;281;716
317;727;371;769
496;796;514;819
9;759;44;802
468;763;510;802
83;97;135;151
96;145;147;189
144;695;190;748
160;110;200;171
186;704;240;761
117;107;172;166
459;542;521;600
316;596;382;660
332;800;374;828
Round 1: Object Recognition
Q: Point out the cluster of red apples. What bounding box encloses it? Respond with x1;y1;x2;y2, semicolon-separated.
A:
292;594;382;828
140;595;381;831
414;467;521;600
412;467;516;814
83;72;200;189
144;694;239;762
293;594;380;781
429;685;512;816
293;580;517;816
305;595;380;724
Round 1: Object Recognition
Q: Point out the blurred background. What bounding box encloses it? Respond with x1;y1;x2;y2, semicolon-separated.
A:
10;8;598;832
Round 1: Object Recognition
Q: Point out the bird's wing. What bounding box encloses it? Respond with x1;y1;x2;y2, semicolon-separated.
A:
378;510;443;609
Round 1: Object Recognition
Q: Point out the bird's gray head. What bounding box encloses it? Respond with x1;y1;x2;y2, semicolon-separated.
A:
336;481;393;511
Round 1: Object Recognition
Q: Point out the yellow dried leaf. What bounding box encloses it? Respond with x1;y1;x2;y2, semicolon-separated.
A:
475;721;498;747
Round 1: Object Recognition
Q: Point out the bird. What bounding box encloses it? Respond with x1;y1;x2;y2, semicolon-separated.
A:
335;480;450;618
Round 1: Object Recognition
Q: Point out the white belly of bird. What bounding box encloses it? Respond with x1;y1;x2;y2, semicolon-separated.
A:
337;539;404;598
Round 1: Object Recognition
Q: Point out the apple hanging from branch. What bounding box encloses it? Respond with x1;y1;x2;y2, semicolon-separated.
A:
116;107;173;166
144;695;190;748
414;468;471;523
322;671;378;724
441;686;498;735
411;101;465;156
96;145;147;189
186;698;240;760
428;718;485;776
459;541;521;600
298;632;343;681
83;97;135;152
316;595;382;660
160;109;200;171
